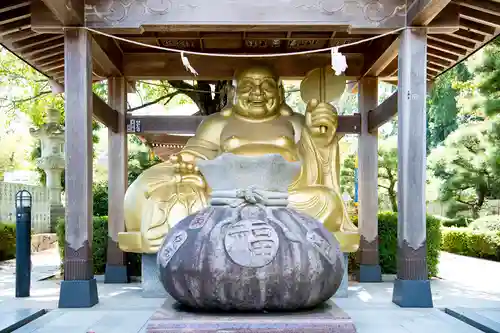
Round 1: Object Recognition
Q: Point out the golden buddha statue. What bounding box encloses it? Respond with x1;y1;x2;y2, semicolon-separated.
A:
119;66;359;254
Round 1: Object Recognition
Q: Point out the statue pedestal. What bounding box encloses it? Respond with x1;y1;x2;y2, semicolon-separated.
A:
142;254;167;298
146;298;356;333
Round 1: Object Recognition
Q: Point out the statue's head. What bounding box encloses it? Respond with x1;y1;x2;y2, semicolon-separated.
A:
233;66;280;119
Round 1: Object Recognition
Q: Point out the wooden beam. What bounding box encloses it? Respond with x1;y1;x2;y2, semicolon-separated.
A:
40;0;83;25
86;2;405;30
425;3;460;33
368;92;397;131
123;53;363;80
407;0;452;25
91;34;123;77
59;27;98;307
126;114;361;135
363;36;400;77
392;28;432;307
357;76;381;282
105;76;128;283
93;94;119;133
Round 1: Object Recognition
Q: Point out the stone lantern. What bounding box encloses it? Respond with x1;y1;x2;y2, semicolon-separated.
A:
30;108;65;231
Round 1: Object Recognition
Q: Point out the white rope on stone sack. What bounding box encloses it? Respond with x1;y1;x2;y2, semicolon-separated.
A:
84;26;414;77
210;186;289;208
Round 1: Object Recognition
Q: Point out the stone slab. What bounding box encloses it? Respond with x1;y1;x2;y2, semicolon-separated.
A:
142;254;167;298
445;308;500;333
146;298;356;333
0;308;46;333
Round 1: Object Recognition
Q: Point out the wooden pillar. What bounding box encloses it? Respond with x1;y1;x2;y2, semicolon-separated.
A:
357;77;381;282
58;28;98;308
105;77;129;283
392;28;433;308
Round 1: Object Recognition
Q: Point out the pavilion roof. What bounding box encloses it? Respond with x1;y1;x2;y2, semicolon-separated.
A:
0;0;499;85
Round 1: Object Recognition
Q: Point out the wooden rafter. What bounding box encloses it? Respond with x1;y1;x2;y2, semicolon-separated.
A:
427;38;468;56
91;34;123;77
460;18;496;35
408;0;453;25
39;0;83;25
459;6;500;28
455;0;500;19
428;34;476;49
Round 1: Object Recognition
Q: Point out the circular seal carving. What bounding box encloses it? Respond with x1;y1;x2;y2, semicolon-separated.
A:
224;219;279;268
158;230;187;267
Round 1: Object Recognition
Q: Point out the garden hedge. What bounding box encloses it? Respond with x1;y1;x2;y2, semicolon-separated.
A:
348;211;442;277
56;217;141;275
468;215;500;232
0;222;16;261
441;227;500;261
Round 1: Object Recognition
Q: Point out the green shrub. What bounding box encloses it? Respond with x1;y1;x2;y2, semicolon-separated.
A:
442;227;500;261
0;223;16;261
440;215;470;228
56;216;141;275
469;215;500;232
347;212;441;277
92;182;109;217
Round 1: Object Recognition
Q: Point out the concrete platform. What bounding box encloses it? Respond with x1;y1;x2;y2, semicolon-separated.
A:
0;309;46;333
146;299;356;333
445;307;500;333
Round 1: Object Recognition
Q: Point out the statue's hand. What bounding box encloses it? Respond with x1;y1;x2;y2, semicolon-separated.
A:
305;99;338;145
169;153;205;188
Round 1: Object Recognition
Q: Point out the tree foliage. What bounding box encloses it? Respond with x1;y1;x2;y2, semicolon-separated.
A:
426;62;473;151
428;120;500;219
340;137;398;212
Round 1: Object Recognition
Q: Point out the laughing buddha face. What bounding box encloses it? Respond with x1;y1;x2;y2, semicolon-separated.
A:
233;66;281;119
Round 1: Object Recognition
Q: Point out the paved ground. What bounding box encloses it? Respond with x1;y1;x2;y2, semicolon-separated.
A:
1;250;500;333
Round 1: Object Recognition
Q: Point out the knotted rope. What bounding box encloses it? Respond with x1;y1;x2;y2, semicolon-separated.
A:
210;186;289;207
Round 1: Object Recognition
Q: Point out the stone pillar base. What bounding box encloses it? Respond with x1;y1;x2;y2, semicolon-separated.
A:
357;264;382;282
105;264;129;284
142;254;167;298
392;279;433;308
58;278;99;308
334;253;349;298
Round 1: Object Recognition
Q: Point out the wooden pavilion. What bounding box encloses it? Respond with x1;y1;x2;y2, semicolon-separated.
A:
1;0;499;308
